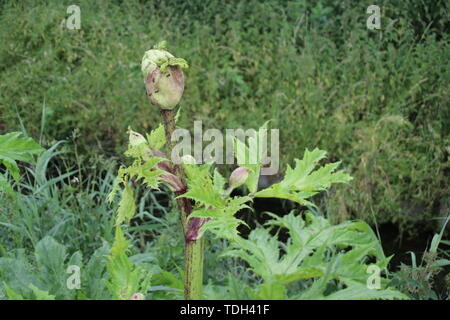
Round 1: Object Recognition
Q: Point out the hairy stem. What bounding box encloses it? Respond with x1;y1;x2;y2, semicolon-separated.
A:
160;109;205;300
184;236;204;300
161;109;189;228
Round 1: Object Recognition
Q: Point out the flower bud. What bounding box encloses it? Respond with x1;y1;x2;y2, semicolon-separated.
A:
145;65;185;110
181;154;196;165
130;293;145;300
141;44;188;110
129;130;146;146
229;167;250;190
141;49;174;79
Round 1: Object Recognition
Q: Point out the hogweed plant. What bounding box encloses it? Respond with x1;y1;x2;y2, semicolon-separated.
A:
108;42;408;300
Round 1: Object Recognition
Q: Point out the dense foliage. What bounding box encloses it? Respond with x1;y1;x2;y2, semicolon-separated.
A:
1;0;448;232
0;0;448;300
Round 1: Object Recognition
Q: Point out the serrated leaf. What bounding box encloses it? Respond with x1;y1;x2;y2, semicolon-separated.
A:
190;196;252;240
29;284;56;300
181;164;225;208
0;132;44;185
213;168;226;194
34;236;72;298
3;283;24;300
0;132;45;162
35;236;67;280
110;226;129;257
108;167;126;203
116;183;136;226
282;148;327;187
254;183;317;206
107;227;151;300
225;211;405;300
146;124;166;150
274;267;324;284
255;148;352;203
324;282;409;300
253;280;286;300
190;208;223;219
81;242;111;299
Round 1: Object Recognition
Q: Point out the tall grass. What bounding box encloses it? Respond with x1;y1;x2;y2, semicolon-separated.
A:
0;141;115;254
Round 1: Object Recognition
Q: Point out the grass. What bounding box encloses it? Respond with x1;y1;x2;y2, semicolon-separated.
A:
0;141;115;255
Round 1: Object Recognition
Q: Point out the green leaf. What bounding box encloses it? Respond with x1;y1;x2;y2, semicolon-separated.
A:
153;40;167;50
253;280;286;300
3;283;24;300
254;183;317;206
429;215;449;253
110;226;129;257
146;123;166;150
255;148;352;204
283;148;327;186
324;282;409;300
34;237;70;297
108;167;126;203
432;259;450;267
0;132;45;162
274;267;324;284
152;269;184;291
107;227;151;300
128;158;165;189
190;208;223;219
168;57;189;69
81;242;111;299
0;173;15;197
189;195;252;239
116;183;136;226
24;236;82;299
225;211;405;300
29;284;56;300
0;132;44;185
181;164;225;208
1;159;19;183
213;168;227;195
0;251;41;299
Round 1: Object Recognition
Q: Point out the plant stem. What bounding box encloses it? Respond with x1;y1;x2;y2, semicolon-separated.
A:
161;109;189;228
160;109;204;300
184;236;204;299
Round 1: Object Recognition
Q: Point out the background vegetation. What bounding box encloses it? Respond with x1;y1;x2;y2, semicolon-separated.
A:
0;0;448;299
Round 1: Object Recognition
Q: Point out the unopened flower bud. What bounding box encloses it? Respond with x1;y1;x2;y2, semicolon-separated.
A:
141;43;188;110
129;130;146;146
181;154;196;165
141;49;174;79
229;167;250;190
130;293;145;300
